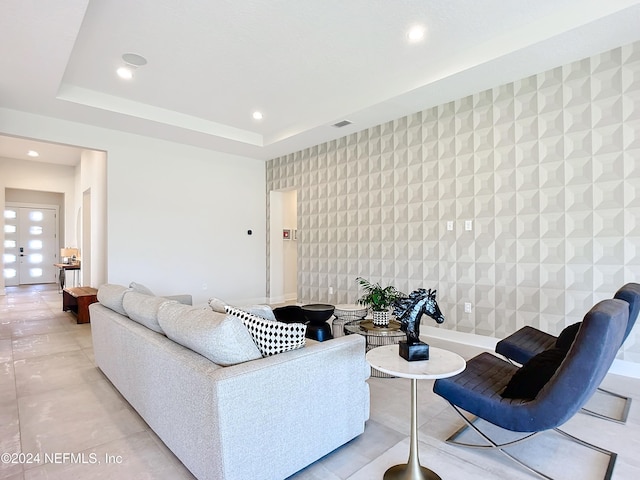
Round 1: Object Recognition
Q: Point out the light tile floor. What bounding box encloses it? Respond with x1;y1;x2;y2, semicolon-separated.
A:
2;284;640;480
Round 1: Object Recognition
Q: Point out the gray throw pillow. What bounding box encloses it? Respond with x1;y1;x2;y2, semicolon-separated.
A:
97;284;132;316
123;291;176;333
242;305;277;321
158;303;262;366
208;297;227;313
129;282;155;296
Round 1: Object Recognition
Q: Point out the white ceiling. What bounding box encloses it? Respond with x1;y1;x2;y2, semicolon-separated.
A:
1;0;639;163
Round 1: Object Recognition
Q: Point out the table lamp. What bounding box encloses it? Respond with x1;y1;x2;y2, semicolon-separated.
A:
61;248;79;265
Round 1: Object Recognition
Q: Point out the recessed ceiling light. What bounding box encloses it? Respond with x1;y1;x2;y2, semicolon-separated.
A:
27;150;39;157
252;111;263;120
116;53;147;80
407;25;426;43
117;67;134;79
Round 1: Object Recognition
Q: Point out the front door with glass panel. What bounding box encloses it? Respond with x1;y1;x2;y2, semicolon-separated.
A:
3;206;58;285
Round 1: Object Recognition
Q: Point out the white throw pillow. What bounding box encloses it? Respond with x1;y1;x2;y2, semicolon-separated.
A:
158;303;262;366
225;306;306;356
123;291;175;334
97;284;132;316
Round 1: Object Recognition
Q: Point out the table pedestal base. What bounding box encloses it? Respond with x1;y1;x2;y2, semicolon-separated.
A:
384;378;442;480
305;322;333;342
384;463;441;480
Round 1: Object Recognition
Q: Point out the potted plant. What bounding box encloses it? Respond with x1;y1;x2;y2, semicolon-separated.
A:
356;277;405;327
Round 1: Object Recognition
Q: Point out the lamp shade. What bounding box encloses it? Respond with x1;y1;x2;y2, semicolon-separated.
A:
61;248;79;258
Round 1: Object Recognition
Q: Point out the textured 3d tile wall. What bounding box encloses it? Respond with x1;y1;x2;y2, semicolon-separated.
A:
267;41;640;362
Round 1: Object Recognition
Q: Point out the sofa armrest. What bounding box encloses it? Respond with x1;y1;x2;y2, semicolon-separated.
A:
211;334;370;480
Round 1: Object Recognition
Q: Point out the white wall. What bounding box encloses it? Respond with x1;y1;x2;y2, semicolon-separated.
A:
0;108;267;305
79;149;108;288
282;190;297;301
269;191;285;303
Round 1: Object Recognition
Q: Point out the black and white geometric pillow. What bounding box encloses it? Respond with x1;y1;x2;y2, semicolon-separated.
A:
225;306;306;356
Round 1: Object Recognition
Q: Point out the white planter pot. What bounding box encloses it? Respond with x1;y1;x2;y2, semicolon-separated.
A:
372;310;390;327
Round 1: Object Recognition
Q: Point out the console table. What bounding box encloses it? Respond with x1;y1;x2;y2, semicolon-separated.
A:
53;263;80;291
366;344;466;480
63;287;98;324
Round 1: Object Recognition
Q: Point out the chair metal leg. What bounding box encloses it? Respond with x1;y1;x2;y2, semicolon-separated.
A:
445;403;617;480
552;428;617;480
580;387;632;424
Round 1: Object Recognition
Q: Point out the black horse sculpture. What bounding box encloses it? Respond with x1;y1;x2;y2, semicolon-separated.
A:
393;288;444;345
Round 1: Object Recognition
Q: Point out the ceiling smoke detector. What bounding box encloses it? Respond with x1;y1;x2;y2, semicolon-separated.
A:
332;120;352;128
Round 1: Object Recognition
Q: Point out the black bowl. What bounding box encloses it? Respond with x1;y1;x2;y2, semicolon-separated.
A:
301;303;335;324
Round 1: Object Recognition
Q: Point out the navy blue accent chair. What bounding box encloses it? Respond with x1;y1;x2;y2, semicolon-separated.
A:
494;283;640;424
433;299;629;480
496;283;640;364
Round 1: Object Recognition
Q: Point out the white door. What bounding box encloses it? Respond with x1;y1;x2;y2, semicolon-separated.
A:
3;206;57;285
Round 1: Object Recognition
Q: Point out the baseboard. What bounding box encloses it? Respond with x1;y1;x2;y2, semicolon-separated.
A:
421;325;640;379
421;325;499;351
267;295;286;305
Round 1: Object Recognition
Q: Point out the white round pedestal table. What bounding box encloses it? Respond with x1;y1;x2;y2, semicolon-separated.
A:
366;344;466;480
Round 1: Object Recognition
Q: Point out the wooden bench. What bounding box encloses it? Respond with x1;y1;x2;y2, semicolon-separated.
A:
63;286;98;324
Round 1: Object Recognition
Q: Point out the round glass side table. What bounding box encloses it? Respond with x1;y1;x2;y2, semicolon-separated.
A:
344;319;406;377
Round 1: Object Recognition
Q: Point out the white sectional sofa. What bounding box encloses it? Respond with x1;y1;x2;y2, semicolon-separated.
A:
90;284;370;480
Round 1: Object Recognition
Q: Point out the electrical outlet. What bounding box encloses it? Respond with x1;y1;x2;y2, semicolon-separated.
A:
329;286;334;295
446;221;454;231
465;220;473;231
464;302;472;313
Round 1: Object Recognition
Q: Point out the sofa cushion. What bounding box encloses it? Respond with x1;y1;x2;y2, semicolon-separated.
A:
158;303;262;366
97;284;132;316
225;306;306;356
123;291;176;333
129;282;192;305
129;281;155;296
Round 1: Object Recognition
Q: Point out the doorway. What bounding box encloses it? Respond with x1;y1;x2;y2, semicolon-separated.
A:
269;189;298;304
3;204;59;285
